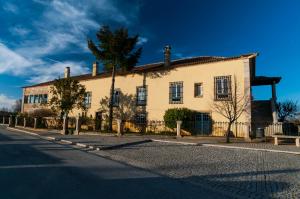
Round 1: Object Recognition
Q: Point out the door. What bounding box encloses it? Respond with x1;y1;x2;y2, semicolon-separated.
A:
194;113;211;135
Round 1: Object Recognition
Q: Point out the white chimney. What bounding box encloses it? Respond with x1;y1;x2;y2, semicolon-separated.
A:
92;62;98;76
164;45;171;67
64;67;70;78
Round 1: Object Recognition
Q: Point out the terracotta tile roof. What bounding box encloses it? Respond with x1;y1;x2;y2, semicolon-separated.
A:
23;53;257;88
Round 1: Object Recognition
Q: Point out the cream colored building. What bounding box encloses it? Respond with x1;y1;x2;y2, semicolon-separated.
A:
21;47;281;136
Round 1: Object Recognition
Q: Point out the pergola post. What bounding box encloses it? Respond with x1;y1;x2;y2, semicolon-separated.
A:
271;81;278;123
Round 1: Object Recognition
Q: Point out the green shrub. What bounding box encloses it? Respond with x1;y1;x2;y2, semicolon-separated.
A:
28;108;56;118
163;108;195;130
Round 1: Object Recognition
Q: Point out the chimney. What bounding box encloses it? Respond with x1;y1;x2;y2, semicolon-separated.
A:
92;61;98;76
64;67;70;78
164;45;171;67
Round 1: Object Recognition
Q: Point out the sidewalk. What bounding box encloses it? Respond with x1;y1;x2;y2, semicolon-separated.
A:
6;125;300;155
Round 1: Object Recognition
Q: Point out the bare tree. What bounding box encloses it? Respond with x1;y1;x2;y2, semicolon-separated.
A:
276;100;298;122
98;91;137;130
211;76;250;143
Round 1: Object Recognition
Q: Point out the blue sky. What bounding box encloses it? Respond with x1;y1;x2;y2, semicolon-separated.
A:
0;0;300;109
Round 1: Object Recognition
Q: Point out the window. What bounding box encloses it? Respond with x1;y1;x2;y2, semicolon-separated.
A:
29;95;34;104
41;94;48;103
24;95;28;104
38;94;43;103
112;89;120;106
136;86;147;106
135;113;147;124
214;76;232;100
84;92;92;108
194;83;203;97
169;82;183;104
33;95;39;103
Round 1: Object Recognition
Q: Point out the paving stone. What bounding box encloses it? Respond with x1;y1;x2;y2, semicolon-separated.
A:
101;142;300;198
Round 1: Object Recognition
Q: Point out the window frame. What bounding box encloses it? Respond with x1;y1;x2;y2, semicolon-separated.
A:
84;92;92;108
135;113;147;125
112;89;120;107
136;86;147;106
169;81;183;104
194;82;203;98
214;76;232;100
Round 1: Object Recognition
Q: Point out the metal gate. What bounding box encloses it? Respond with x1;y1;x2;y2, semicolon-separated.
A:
194;113;211;135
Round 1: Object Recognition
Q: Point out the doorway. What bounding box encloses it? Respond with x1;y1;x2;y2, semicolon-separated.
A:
194;113;211;135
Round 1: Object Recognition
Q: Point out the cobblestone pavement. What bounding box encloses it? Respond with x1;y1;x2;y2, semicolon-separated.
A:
98;142;300;199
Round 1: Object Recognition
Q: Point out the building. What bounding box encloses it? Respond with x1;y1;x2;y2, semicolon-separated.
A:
21;46;281;136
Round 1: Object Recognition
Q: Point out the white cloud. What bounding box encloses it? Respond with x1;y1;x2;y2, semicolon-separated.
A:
2;2;18;14
0;0;141;84
0;43;89;84
28;61;90;83
9;26;31;36
0;94;16;110
0;43;39;75
17;32;81;57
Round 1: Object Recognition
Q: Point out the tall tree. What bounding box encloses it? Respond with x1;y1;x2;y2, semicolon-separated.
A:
12;99;22;113
49;78;86;134
88;26;142;131
211;76;250;143
276;100;298;122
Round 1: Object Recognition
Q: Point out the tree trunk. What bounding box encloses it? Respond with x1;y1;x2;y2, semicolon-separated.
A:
108;65;116;131
62;112;69;135
226;122;232;143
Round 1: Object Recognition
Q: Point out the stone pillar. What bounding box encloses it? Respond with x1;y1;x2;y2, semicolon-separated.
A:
15;116;18;126
24;118;26;127
8;115;13;127
176;121;182;138
74;114;81;135
116;119;122;136
34;118;37;129
244;124;251;141
2;116;4;124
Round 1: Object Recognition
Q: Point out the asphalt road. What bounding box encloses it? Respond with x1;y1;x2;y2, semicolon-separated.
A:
0;126;224;199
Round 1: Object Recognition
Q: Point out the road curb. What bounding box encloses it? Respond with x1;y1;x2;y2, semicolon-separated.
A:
7;127;39;137
60;139;74;145
76;143;88;148
99;139;153;150
151;139;199;146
